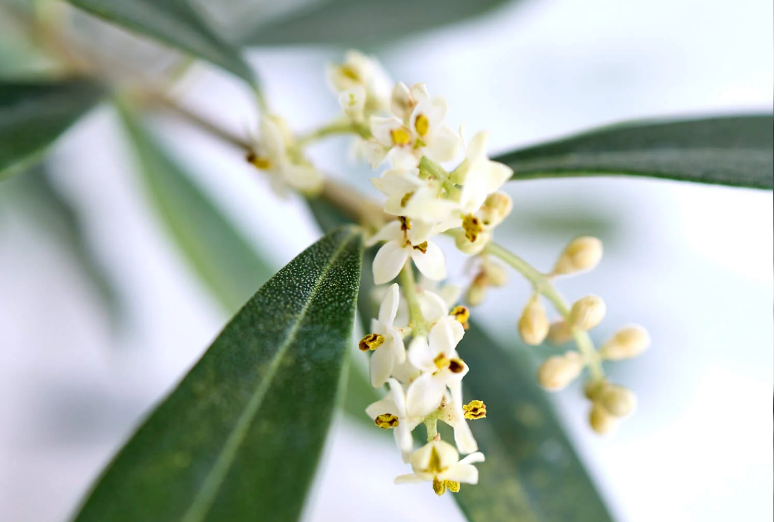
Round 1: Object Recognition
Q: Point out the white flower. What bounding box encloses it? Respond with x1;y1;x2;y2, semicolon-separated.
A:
371;168;458;221
327;50;391;113
362;284;407;388
395;440;485;496
367;89;461;168
391;82;429;124
439;394;478;455
249;116;322;196
406;316;467;418
366;378;423;462
338;86;366;121
367;220;446;285
452;130;513;214
417;277;462;309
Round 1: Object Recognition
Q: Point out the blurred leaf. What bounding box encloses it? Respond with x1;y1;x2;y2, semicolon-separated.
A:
0;79;103;179
72;226;364;522
7;163;121;324
238;0;513;48
61;0;257;85
498;114;774;190
118;105;273;312
307;196;613;521
308;197;381;428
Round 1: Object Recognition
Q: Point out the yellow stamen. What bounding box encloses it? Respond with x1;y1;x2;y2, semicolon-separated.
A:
462;214;484;242
359;333;385;352
445;480;461;493
448;358;465;374
246;152;273;170
463;399;487;419
412;241;428;254
450;306;470;330
340;65;360;81
374;413;399;429
432;477;446;496
434;353;450;369
399;216;411;231
390;127;412;145
415;114;430;137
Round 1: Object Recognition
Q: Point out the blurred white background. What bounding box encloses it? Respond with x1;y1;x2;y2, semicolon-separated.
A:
0;0;772;520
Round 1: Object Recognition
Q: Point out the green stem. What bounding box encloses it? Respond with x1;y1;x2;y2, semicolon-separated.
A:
485;241;604;380
297;119;370;147
419;157;457;194
398;262;427;336
424;417;439;441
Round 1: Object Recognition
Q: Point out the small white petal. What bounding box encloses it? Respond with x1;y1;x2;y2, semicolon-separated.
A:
365;397;400;419
438;463;479;484
338;86;366;120
458;451;486;465
388;328;406;364
423;126;461;163
410;241;446;281
453;419;479;454
420;290;450;324
370;168;423;197
395;472;431;484
411;96;447;133
484;160;514;194
388;147;421;169
366;220;403;247
373;241;410;285
387;378;407;413
370;116;404;147
467;130;489;160
432;440;461;469
394;424;414;463
410;82;430;102
428;319;456;357
378;283;400;326
370;343;396;388
406;373;447;417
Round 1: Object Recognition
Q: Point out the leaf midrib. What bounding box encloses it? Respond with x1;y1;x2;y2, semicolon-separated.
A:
180;230;357;522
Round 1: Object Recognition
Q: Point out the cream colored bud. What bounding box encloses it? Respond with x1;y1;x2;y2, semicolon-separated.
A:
584;378;608;401
552;236;603;276
547;320;572;345
480;192;513;227
537;352;583;391
598;384;637;418
568;295;606;331
483;262;509;287
465;282;488;307
454;229;490;255
518;296;550;345
599;326;650;360
589;402;618;435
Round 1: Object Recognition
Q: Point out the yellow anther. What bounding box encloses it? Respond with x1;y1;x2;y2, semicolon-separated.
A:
433;353;450;369
415;114;430;137
246;152;273;170
450;306;470;330
390;127;412;145
374;413;399;429
359;333;385;352
444;480;460;493
432;477;446;496
400;192;414;208
412;241;428;254
340;65;360;81
399;216;411;231
448;358;466;374
462;214;484;242
463;400;487;419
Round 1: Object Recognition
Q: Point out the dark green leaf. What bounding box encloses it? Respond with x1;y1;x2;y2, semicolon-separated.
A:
498;114;773;190
62;0;257;85
72;226;364;522
306;197;613;521
118;105;273;312
239;0;513;48
0;79;103;179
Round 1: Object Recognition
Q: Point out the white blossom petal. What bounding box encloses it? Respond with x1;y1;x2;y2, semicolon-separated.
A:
394;424;415;463
373;241;410;284
458;451;486;466
410;241;446;281
366;220;403;246
378;283;400;326
408;336;436;373
365;397;400;419
406;373;447;417
453;418;479;454
394;473;431;484
370;343;396;387
423;125;461;163
438;463;479;484
420;290;450;324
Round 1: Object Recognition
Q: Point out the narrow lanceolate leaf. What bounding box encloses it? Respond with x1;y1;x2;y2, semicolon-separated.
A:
62;0;256;86
0;80;103;179
452;323;613;522
72;226;364;522
238;0;514;48
497;114;774;189
118;106;273;312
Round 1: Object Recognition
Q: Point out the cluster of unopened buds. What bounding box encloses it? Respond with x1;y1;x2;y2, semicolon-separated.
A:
245;50;650;495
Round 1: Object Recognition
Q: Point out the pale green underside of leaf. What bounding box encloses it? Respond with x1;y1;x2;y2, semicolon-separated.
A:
238;0;513;48
117;104;273;312
306;197;613;521
0;80;103;179
62;0;256;85
72;226;364;522
498;114;773;189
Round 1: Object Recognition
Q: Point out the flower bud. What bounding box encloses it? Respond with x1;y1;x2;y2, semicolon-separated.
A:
599;326;650;360
480;192;513;227
483;262;508;287
537;352;583;391
568;295;606;331
552;236;603;276
584;378;608;401
589;402;618;435
518;296;550;345
547;320;572;345
465;280;488;307
598;384;637;418
454;228;490;255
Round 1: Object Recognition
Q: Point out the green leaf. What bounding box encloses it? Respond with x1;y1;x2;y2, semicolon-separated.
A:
497;114;774;190
72;226;364;522
118;105;273;312
306;197;613;521
238;0;513;48
62;0;256;85
0;79;103;179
